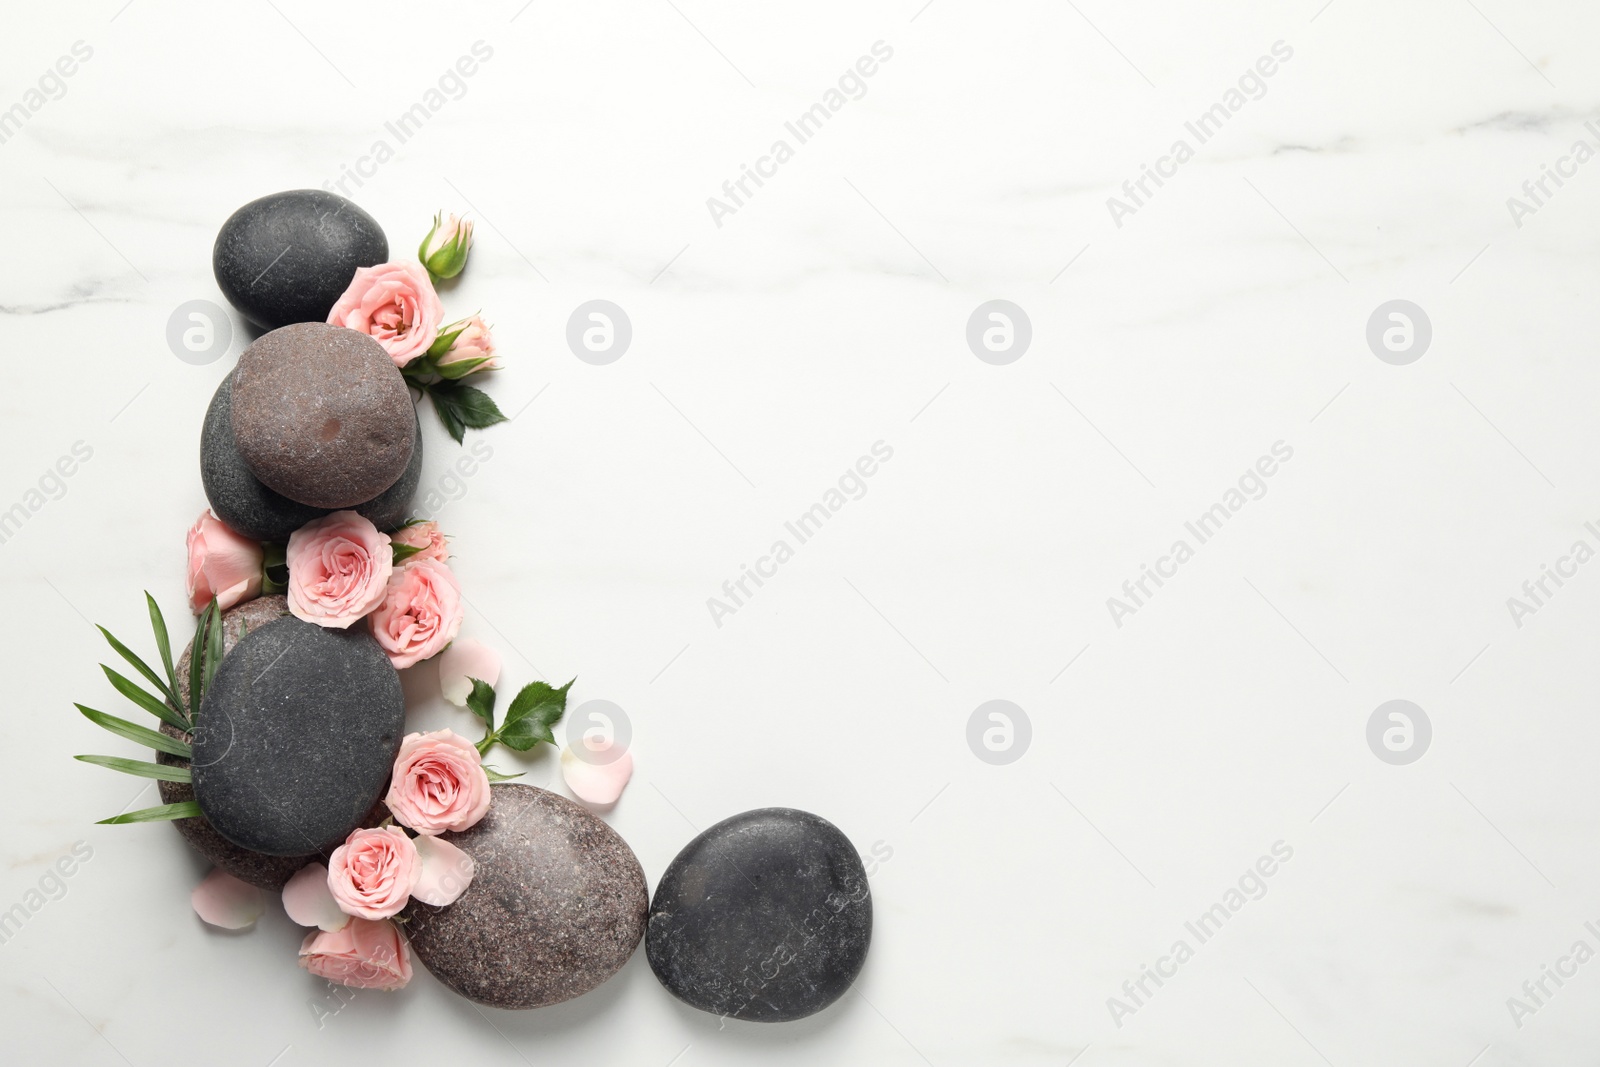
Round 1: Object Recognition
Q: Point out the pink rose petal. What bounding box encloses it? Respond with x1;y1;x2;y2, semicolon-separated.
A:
561;741;634;806
191;868;265;930
411;834;475;906
439;638;501;706
282;863;349;931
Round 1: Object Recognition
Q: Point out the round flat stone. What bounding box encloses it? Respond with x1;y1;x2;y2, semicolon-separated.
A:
646;808;871;1022
158;597;309;889
190;615;404;856
213;189;388;330
230;323;415;508
200;371;420;541
403;784;647;1009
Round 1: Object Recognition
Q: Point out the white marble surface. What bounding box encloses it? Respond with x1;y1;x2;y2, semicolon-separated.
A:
5;0;1600;1064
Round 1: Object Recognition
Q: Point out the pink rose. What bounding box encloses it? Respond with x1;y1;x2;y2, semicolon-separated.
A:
391;520;449;564
285;511;392;629
298;918;412;991
434;315;499;376
386;730;491;835
327;261;443;368
368;558;463;669
185;511;263;614
327;826;418;920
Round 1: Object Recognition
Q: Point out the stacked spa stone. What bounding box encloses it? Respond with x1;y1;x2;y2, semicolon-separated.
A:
179;194;420;873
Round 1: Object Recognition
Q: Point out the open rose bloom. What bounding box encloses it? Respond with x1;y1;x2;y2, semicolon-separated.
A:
285;511;392;628
327;826;419;920
386;730;491;835
185;510;263;614
369;558;464;668
327;260;443;367
298;918;413;991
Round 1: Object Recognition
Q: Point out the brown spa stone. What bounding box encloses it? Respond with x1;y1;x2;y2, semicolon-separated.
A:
229;322;414;509
402;784;648;1009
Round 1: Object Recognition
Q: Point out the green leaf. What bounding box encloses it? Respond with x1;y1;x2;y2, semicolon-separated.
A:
76;705;190;757
434;356;494;381
188;599;209;717
74;755;191;783
496;679;572;751
482;764;523;784
203;599;224;695
429;380;506;443
98;800;202;825
98;623;178;710
102;665;187;731
392;542;425;565
465;678;497;732
145;592;179;704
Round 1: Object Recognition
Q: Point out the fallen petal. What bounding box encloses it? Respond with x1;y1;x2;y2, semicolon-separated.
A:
282;863;349;931
561;741;634;805
191;868;265;930
412;834;475;906
439;638;501;706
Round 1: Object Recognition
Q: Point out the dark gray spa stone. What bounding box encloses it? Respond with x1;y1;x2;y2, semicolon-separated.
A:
201;370;421;541
158;597;309;889
646;808;871;1022
213;189;388;330
402;784;648;1009
230;323;414;508
188;615;404;857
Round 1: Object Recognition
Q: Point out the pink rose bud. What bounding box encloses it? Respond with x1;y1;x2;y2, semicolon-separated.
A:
285;511;393;629
326;260;444;368
427;314;499;377
418;211;473;279
390;520;449;564
298;918;413;991
368;558;464;669
327;826;419;920
185;510;264;615
386;730;492;835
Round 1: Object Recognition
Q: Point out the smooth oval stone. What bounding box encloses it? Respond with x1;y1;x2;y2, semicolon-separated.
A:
190;615;403;857
403;784;647;1009
230;323;414;508
202;371;421;542
158;597;309;889
213;189;388;330
647;808;871;1022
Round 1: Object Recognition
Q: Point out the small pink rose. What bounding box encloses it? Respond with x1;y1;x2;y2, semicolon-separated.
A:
391;520;449;564
327;826;419;920
368;558;463;669
386;730;491;835
327;260;443;368
185;511;263;615
298;918;413;991
285;511;392;629
434;315;499;375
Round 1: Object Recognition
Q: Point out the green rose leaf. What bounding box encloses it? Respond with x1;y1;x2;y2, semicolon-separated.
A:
428;381;507;444
465;678;497;732
496;679;572;752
